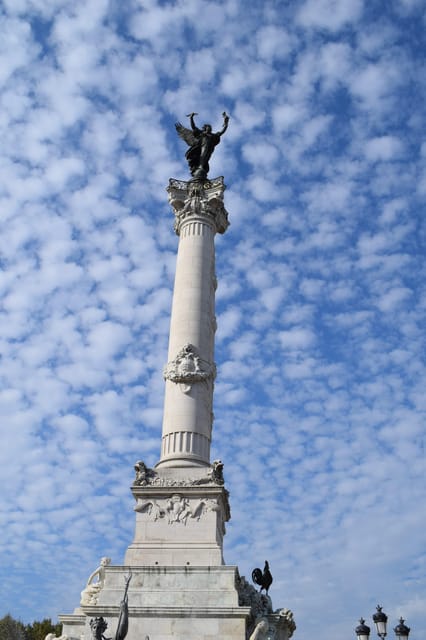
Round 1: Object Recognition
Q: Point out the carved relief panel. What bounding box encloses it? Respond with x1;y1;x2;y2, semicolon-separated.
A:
134;493;220;525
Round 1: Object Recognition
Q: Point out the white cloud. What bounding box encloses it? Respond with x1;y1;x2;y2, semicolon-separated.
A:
318;42;353;89
349;61;401;111
220;62;274;99
364;135;404;161
273;104;305;132
279;327;316;349
256;25;296;61
0;2;424;640
217;308;243;341
297;0;364;32
242;141;280;169
376;286;412;312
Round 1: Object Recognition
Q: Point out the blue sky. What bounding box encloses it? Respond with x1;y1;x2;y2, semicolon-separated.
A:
0;1;425;639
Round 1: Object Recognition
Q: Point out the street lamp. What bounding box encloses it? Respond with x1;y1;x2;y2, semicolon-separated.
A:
394;618;410;640
373;605;388;639
356;618;371;640
355;607;411;640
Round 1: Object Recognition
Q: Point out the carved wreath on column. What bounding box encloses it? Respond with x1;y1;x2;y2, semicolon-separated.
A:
164;343;216;392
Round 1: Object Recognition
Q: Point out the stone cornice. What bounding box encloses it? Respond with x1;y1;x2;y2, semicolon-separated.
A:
133;460;225;488
80;605;251;617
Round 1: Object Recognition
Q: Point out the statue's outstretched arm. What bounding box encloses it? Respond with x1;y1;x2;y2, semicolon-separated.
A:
186;112;198;131
218;112;230;136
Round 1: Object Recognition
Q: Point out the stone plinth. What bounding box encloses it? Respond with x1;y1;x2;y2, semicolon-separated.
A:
60;565;296;640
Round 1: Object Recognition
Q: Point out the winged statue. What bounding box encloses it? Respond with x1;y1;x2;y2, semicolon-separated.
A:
175;112;229;180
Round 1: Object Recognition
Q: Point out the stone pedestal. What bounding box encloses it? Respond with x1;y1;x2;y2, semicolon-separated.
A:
124;465;230;566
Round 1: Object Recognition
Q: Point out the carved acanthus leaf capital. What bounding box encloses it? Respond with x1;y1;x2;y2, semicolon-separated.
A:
167;177;229;235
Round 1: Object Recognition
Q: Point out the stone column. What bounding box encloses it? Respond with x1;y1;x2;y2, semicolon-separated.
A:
157;177;229;468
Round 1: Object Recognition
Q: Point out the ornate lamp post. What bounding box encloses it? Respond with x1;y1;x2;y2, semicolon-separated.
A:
373;605;388;640
355;607;411;640
394;618;410;640
356;618;371;640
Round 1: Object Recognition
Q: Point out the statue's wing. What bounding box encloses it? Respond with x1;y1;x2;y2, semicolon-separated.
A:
175;122;198;146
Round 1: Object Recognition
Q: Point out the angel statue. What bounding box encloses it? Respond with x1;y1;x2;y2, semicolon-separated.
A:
175;112;229;180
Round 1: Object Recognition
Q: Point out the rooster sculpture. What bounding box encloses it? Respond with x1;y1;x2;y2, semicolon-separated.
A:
252;560;273;595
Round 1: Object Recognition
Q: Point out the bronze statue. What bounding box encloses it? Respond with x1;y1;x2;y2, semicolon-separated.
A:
252;561;273;595
90;617;108;640
115;571;132;640
175;112;229;180
89;571;132;640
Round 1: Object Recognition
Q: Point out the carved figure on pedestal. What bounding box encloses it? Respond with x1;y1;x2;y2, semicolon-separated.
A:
276;609;296;638
44;634;69;640
134;494;219;524
134;498;164;521
192;497;220;520
249;618;269;640
80;557;111;606
166;494;192;524
209;459;225;485
237;575;272;617
134;460;148;485
133;460;156;486
89;572;132;640
175;112;229;180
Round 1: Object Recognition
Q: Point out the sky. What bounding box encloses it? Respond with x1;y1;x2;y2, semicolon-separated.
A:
0;0;425;639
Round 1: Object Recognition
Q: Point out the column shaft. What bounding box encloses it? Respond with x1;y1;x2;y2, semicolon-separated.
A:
157;178;228;468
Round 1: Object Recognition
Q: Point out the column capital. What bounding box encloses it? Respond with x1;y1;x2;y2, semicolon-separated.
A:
167;177;230;235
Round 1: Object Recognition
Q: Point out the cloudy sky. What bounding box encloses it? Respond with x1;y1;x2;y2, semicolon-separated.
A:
0;0;425;638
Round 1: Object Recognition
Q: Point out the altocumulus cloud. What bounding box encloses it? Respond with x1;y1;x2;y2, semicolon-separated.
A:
0;1;425;639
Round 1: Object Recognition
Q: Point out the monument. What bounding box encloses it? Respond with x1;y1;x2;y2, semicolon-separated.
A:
58;115;295;640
